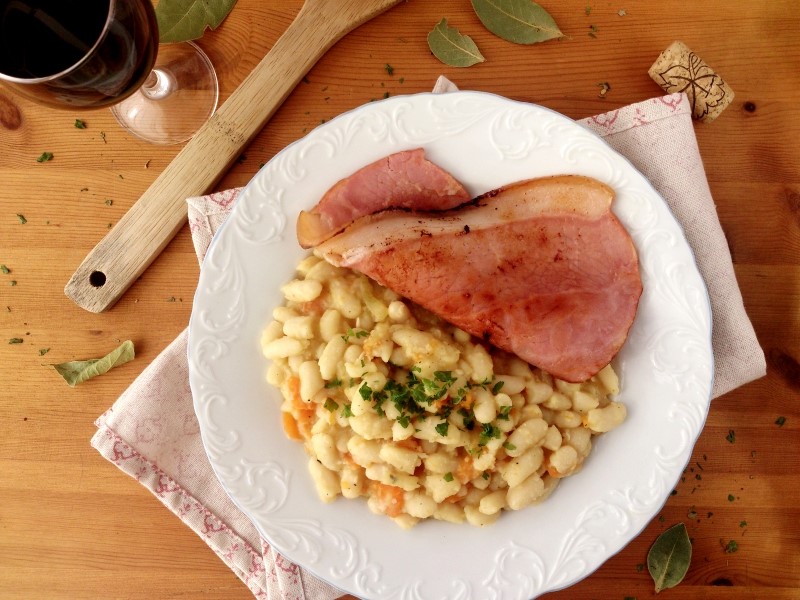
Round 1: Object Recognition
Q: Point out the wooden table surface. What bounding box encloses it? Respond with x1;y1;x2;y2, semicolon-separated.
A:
1;1;798;598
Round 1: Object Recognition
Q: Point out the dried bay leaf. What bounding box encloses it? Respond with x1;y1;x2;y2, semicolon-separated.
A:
51;340;135;387
471;0;562;44
427;19;485;68
156;0;238;43
648;523;692;593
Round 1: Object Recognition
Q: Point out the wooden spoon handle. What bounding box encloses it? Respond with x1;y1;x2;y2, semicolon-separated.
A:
65;0;402;313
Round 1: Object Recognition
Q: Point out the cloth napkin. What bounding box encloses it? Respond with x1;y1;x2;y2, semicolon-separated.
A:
91;76;766;600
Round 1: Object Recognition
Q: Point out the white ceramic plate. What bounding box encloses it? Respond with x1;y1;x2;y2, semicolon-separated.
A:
188;91;713;599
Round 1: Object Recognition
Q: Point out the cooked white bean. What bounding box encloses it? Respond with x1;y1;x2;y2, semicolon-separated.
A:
505;418;548;458
478;490;507;515
308;458;340;503
298;361;325;402
262;336;306;359
506;473;545;510
281;279;322;303
587;401;627;433
501;446;544;488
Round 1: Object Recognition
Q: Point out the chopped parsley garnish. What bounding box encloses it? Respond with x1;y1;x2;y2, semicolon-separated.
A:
9;338;24;344
324;378;342;389
36;152;53;163
39;348;50;356
435;422;449;437
396;414;410;428
724;539;739;553
481;471;490;480
497;405;512;421
323;398;339;412
502;441;516;451
443;472;454;482
358;382;373;401
384;63;394;76
0;264;9;274
74;119;86;129
340;403;353;418
491;380;505;394
728;494;735;502
478;423;501;446
739;520;748;528
726;429;736;443
341;328;369;342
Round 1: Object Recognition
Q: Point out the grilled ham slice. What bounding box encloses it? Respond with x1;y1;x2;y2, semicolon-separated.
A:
315;175;642;382
296;148;470;248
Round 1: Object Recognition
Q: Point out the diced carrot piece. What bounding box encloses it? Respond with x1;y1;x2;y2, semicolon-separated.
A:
369;482;405;517
296;408;315;440
281;412;303;441
286;376;307;410
456;454;475;483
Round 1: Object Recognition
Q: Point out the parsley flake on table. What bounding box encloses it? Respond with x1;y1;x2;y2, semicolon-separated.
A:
36;152;53;163
728;493;736;502
39;348;50;356
0;264;9;274
384;63;394;76
726;429;736;443
16;214;26;224
10;280;17;286
9;338;24;344
723;539;739;553
74;119;86;129
775;416;786;426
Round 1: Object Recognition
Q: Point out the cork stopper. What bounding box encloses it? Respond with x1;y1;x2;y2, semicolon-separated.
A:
649;41;735;122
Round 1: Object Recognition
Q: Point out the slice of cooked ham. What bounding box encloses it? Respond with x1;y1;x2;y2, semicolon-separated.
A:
296;148;470;248
315;175;642;382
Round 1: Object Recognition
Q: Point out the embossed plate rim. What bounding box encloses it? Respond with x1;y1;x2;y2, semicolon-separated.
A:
188;91;714;600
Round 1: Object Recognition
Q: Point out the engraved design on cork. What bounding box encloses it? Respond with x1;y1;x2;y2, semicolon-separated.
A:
649;40;735;122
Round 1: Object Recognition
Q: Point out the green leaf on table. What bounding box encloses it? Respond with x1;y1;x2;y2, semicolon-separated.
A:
50;340;135;387
647;523;692;593
427;18;485;68
156;0;239;43
470;0;562;44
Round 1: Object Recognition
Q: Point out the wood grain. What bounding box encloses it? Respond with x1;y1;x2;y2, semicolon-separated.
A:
1;1;798;599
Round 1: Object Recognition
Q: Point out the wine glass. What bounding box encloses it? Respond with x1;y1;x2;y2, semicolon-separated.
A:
0;0;218;144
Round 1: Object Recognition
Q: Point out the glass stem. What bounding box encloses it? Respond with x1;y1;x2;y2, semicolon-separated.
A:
140;68;176;101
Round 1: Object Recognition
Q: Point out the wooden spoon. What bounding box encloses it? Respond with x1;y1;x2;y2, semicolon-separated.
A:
65;0;403;313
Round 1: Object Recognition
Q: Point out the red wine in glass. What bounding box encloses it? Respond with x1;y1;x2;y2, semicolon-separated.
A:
0;0;218;143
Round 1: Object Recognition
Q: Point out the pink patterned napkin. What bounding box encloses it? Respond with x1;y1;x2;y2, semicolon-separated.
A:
91;77;765;600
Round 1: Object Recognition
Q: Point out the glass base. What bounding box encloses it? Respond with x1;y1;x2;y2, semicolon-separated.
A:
111;41;218;145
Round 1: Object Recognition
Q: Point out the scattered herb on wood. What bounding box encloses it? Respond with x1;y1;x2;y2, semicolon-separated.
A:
739;520;747;528
105;199;113;206
39;348;50;356
598;81;611;97
687;508;697;519
50;340;135;387
427;18;485;67
385;63;394;76
74;119;86;129
635;563;644;572
80;187;89;192
37;152;53;163
16;214;26;224
471;0;562;44
588;24;598;38
10;280;17;286
775;416;786;426
100;131;107;143
723;539;738;553
9;338;24;344
0;264;9;274
726;429;736;443
156;0;238;43
647;523;692;593
585;4;591;15
728;494;735;502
